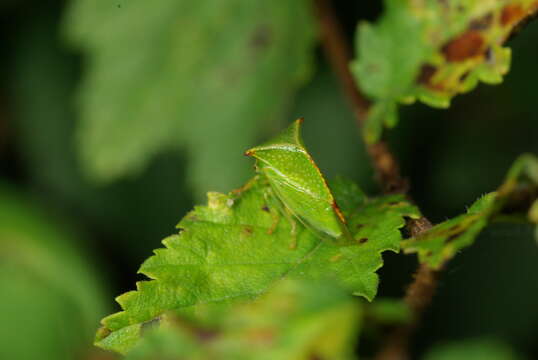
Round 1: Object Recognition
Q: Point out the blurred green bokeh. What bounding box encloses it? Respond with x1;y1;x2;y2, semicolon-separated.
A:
0;1;537;359
0;182;108;360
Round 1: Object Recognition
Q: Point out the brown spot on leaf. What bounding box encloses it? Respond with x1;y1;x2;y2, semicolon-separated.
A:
501;4;525;26
243;226;254;235
485;47;494;62
506;2;538;41
446;233;460;243
250;25;272;50
96;326;111;339
262;205;270;212
442;30;485;62
417;64;447;91
195;328;219;342
141;317;161;334
358;237;368;244
417;64;437;85
459;70;471;82
469;13;493;30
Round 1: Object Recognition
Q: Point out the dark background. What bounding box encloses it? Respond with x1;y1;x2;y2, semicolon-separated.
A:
0;1;537;359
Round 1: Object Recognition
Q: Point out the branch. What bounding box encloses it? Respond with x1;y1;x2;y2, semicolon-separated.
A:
312;0;407;194
374;264;439;360
374;217;440;360
313;1;538;358
312;0;436;358
311;0;369;122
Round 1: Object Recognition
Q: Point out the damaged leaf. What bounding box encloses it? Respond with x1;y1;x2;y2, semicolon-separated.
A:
352;0;538;142
402;154;538;269
95;175;419;353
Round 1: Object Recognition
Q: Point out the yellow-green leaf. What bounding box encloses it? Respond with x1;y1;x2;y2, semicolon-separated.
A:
352;0;538;143
402;154;538;269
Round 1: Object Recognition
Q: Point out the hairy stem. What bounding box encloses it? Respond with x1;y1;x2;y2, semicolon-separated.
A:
313;0;538;358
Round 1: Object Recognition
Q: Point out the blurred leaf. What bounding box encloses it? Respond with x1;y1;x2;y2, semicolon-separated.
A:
423;338;522;360
122;280;360;359
63;0;316;196
95;174;419;353
352;0;538;142
289;68;377;193
0;183;108;360
10;17;194;257
402;154;538;269
366;298;412;326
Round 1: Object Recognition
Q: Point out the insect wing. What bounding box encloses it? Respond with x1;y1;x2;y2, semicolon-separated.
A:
264;166;343;238
255;142;343;239
246;118;348;240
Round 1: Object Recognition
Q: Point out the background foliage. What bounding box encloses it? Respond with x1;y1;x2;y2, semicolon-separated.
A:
0;0;537;359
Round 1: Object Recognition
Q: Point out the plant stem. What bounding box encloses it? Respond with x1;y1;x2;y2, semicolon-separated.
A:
312;0;435;358
312;0;407;194
314;0;538;358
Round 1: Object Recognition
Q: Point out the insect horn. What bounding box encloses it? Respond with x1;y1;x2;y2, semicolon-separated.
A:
244;118;305;158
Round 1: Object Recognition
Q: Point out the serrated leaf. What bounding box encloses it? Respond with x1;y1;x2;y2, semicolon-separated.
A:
95;176;420;353
123;279;361;360
402;154;538;269
352;0;538;143
63;0;316;196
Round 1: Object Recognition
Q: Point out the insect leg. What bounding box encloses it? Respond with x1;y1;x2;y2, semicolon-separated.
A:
263;189;281;235
288;213;298;250
264;187;298;249
277;204;298;249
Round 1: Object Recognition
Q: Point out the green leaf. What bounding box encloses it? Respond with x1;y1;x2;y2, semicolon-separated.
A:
423;338;522;360
0;183;108;360
9;15;195;258
95;175;420;353
402;154;538;269
352;0;538;142
123;279;361;360
63;0;316;196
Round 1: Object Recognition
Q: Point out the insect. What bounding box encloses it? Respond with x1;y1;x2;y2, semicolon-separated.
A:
245;118;353;246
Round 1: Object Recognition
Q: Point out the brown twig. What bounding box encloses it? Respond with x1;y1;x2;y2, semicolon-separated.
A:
374;263;439;360
312;0;407;194
312;0;435;358
314;0;538;358
311;0;370;123
375;218;439;360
